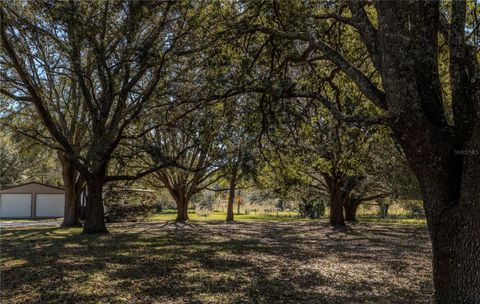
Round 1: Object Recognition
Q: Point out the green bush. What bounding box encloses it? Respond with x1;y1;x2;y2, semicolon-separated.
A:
104;190;160;222
299;199;325;219
402;200;425;218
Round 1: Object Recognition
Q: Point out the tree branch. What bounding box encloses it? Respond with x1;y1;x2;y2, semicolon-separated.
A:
248;26;387;110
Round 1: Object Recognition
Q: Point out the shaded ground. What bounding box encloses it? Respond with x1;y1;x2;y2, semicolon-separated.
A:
0;221;433;303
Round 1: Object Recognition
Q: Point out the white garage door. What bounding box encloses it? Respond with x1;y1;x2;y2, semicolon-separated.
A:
0;194;32;218
36;194;65;217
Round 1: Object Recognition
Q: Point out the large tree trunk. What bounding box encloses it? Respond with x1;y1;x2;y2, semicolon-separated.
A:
374;2;480;300
226;171;237;222
63;180;82;227
388;112;480;303
59;153;82;227
83;178;108;234
226;163;238;222
380;204;389;219
175;197;189;222
387;100;480;302
418;160;480;303
344;202;360;222
404;132;480;303
226;191;235;221
329;184;345;226
237;200;241;215
325;174;346;227
330;198;345;226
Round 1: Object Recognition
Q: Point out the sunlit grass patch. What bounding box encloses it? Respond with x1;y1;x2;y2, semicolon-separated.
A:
358;217;426;225
148;210;314;222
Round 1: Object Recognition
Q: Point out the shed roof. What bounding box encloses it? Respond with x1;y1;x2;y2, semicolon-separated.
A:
0;182;65;193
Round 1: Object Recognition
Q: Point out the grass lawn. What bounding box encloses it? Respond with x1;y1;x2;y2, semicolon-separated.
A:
148;210;310;222
356;217;426;225
0;221;432;304
147;210;427;225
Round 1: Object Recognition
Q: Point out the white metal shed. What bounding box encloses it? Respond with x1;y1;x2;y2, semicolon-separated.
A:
0;182;65;218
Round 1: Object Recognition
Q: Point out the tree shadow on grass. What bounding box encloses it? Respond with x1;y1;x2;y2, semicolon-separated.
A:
0;221;433;304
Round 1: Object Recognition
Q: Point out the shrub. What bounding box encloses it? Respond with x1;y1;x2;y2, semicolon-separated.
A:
404;200;425;218
104;190;159;222
299;199;325;219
